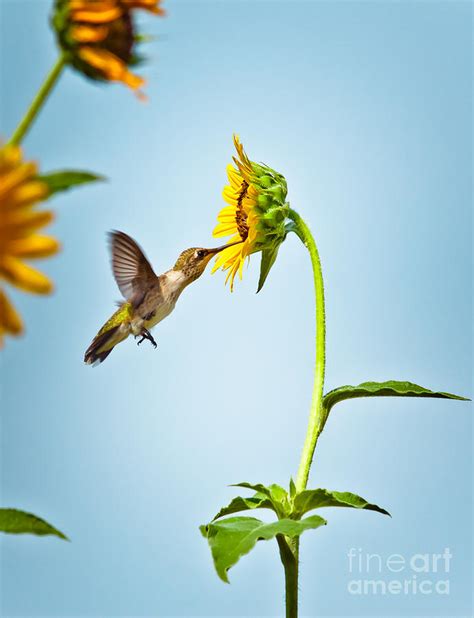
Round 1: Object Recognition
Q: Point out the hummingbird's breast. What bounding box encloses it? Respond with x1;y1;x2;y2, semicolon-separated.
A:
146;299;176;328
130;298;176;335
130;272;185;336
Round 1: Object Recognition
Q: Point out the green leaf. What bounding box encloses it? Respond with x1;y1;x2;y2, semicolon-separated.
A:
289;478;296;500
293;489;390;518
321;380;469;430
231;482;273;496
257;246;280;293
38;170;105;196
231;482;290;517
213;495;276;520
201;515;326;582
0;508;68;540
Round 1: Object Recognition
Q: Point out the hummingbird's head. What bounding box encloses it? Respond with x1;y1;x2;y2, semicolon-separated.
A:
173;243;239;283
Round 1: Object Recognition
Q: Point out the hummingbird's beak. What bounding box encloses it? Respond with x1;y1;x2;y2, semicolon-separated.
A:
206;240;242;255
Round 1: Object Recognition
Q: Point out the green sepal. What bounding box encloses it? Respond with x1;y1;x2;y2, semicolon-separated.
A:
128;53;147;67
321;380;469;432
38;170;105;197
252;164;288;207
292;489;390;519
0;508;68;540
246;161;289;278
134;33;158;44
231;482;290;518
51;0;70;41
257;245;280;293
200;514;326;583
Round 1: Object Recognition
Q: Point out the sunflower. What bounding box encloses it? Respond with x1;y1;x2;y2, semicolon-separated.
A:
212;135;289;291
0;145;59;346
52;0;165;95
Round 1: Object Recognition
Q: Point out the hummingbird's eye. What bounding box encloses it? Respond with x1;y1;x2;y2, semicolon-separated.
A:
196;249;206;258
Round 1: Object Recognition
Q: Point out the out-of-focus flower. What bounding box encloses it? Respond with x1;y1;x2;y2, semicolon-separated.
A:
52;0;165;96
212;135;289;291
0;145;59;346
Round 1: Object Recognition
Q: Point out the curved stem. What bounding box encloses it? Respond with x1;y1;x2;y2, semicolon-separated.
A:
289;208;326;493
8;54;67;146
278;209;325;616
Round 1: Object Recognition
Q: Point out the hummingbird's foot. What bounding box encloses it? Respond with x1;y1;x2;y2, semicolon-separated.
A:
137;328;157;349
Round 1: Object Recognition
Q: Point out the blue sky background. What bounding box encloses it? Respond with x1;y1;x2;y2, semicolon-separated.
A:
0;1;472;616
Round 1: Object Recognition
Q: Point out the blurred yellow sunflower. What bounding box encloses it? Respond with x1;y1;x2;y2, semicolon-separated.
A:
212;135;289;291
0;145;59;346
52;0;165;96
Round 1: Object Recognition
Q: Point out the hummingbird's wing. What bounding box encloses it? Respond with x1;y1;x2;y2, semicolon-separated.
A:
109;231;159;308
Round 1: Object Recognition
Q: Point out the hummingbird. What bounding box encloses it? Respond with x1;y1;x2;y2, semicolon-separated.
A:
84;231;237;365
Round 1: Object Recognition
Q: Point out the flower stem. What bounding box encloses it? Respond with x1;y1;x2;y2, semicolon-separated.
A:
289;208;326;493
279;209;325;617
8;54;67;146
277;536;299;618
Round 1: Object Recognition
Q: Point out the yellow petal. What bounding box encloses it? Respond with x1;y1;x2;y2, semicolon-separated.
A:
226;233;242;245
217;205;237;221
233;134;242;156
122;0;165;13
238;255;246;280
77;46;123;78
0;288;23;336
232;135;253;178
71;7;122;23
226;164;242;189
0;256;54;295
78;47;145;91
7;235;61;259
69;0;117;9
0;145;22;171
222;185;240;205
233;157;253;183
213;221;238;238
5;180;49;209
212;243;242;271
225;258;241;291
71;24;109;43
1;211;54;240
0;161;38;200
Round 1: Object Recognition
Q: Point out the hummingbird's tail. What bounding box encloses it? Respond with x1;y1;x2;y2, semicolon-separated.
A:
84;326;120;365
85;303;133;365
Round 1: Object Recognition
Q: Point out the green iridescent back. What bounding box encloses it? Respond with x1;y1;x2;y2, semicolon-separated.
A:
98;302;133;336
